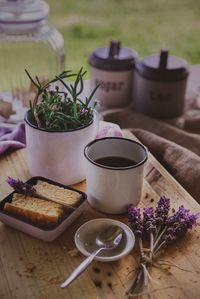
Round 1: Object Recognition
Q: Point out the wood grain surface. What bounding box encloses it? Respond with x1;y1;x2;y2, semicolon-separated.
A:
0;130;200;299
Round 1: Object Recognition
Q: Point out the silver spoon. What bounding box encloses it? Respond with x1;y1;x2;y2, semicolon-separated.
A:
60;225;123;288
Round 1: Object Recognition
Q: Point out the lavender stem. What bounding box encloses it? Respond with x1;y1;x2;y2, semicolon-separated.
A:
126;265;144;296
152;226;167;252
150;233;154;260
139;238;145;259
141;263;149;286
154;225;161;243
154;240;166;256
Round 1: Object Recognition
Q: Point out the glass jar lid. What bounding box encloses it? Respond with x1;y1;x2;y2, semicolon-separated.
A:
135;49;189;81
0;0;49;31
89;40;138;71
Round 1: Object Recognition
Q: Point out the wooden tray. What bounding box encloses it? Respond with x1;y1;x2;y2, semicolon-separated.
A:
0;130;200;299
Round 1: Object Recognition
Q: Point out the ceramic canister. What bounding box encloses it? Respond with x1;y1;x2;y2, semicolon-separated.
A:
134;50;189;119
89;41;138;108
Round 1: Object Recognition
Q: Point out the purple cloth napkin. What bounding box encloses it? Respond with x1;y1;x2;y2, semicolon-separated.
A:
0;121;122;155
96;121;122;139
0;123;26;154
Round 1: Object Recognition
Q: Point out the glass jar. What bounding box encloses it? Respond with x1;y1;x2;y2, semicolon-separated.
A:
0;0;65;121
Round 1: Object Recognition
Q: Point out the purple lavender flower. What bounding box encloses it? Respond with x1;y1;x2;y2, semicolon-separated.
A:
155;196;170;225
163;205;199;244
186;213;199;228
143;207;156;235
128;205;143;237
6;176;36;195
166;205;189;226
80;108;89;116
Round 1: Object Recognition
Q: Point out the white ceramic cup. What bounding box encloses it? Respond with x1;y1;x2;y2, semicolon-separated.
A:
84;137;148;214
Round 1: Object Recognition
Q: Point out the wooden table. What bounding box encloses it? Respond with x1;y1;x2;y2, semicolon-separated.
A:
0;130;200;299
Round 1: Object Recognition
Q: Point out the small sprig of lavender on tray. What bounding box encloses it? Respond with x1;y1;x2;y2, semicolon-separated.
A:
25;67;99;131
126;196;199;298
6;177;75;210
6;176;36;196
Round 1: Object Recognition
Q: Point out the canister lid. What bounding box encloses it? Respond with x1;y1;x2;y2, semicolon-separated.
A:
89;40;138;71
0;0;49;31
135;49;189;81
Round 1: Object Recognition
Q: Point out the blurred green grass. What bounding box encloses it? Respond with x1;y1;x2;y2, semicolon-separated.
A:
48;0;200;72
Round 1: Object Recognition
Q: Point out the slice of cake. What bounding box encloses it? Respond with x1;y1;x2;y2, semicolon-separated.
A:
34;181;81;207
4;193;64;228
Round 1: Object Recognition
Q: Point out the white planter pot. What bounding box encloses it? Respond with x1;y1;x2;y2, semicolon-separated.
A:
25;110;99;185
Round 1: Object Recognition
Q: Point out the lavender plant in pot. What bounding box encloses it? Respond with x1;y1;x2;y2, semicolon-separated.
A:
24;68;99;185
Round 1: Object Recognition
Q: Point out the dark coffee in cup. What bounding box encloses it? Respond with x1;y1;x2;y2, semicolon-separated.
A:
94;156;137;168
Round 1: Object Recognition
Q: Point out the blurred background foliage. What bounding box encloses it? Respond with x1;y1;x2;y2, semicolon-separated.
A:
47;0;200;72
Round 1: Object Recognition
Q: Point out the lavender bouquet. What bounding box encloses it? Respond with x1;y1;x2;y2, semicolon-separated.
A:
127;196;199;297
